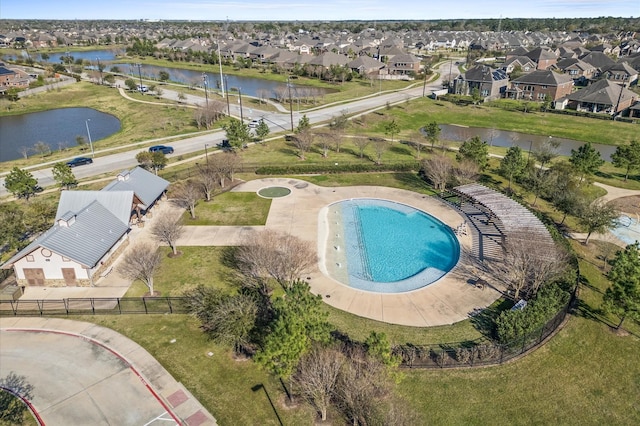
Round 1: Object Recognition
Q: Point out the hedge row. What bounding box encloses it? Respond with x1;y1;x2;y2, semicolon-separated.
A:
255;162;420;175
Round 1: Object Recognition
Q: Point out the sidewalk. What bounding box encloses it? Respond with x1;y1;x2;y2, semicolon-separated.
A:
0;317;217;426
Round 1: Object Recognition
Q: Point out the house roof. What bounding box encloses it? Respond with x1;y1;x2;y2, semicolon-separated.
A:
511;69;573;86
464;65;508;83
101;167;169;208
567;79;636;106
555;57;594;72
347;56;385;70
2;200;129;269
579;51;616;69
525;46;558;63
56;190;133;225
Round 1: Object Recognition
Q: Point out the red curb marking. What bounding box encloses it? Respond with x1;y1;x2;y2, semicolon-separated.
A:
0;385;46;426
5;328;183;425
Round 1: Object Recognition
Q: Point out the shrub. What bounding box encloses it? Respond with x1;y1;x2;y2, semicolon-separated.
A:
255;162;419;175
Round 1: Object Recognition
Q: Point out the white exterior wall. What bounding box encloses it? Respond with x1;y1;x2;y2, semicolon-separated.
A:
14;247;89;280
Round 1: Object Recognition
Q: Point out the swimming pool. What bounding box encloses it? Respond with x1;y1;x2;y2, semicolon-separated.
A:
324;199;460;293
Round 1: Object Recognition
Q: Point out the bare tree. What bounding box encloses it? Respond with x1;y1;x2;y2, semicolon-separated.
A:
33;141;50;157
421;154;453;192
150;214;184;256
208;152;241;188
371;137;388;165
171;180;200;219
203;294;258;356
196;164;219;201
292;345;344;422
452;159;480;185
118;243;162;295
193;101;226;129
314;131;334;158
18;146;31;159
235;229;317;292
353;136;370;159
291;130;314;160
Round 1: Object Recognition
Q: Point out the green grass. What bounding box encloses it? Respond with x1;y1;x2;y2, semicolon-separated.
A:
182;192;272;226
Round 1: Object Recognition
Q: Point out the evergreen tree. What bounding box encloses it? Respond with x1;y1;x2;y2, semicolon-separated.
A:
604;242;640;329
569;142;604;183
4;167;39;200
499;146;527;191
611;140;640;182
255;119;270;141
457;136;489;170
223;118;251;149
52;162;77;190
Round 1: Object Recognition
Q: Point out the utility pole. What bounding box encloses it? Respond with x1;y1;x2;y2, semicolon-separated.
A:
136;63;144;94
202;73;209;107
224;75;231;116
238;87;244;123
287;77;294;132
96;58;103;85
217;42;225;98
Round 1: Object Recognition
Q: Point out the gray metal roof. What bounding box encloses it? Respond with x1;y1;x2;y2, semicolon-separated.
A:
2;200;129;269
101;167;169;208
56;190;133;225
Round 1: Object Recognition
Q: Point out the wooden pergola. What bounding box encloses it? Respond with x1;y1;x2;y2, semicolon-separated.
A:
452;183;556;251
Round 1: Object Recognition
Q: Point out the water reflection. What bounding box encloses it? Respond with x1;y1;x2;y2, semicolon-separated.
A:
0;108;120;162
438;124;616;162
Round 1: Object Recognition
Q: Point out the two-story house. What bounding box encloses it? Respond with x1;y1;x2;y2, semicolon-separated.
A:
506;70;574;101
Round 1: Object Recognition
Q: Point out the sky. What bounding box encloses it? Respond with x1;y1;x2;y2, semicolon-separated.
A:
0;0;637;21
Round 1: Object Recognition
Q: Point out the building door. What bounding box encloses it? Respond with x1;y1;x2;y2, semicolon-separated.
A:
61;268;77;286
23;268;45;286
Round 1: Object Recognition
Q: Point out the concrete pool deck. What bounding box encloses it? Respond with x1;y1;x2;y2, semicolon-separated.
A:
177;178;503;327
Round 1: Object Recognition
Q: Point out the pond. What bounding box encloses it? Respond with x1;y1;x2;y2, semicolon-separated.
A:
1;49;121;64
119;63;333;98
0;108;121;162
438;124;617;162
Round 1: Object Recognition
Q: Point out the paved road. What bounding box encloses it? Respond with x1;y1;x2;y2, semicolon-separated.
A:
0;317;217;425
0;61;458;198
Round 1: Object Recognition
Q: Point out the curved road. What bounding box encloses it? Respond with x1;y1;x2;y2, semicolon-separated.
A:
0;61;458;197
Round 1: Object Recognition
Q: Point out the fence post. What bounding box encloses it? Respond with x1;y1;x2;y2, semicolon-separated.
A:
64;298;69;316
167;298;173;314
143;297;148;314
37;300;44;316
91;298;95;315
117;298;121;314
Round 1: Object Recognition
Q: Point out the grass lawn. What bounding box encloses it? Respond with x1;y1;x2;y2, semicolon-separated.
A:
182;191;272;226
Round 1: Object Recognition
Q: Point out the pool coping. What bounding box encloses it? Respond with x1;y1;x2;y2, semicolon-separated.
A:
223;178;504;327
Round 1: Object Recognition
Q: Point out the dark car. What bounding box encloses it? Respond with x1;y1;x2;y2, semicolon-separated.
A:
149;145;174;154
66;157;93;167
216;139;232;150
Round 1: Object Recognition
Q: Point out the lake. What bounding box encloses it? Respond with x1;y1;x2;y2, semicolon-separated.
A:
0;108;121;162
438;124;617;162
1;49;121;64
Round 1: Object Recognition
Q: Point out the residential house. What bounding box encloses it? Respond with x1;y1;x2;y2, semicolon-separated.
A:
562;78;637;114
554;57;597;83
347;56;386;76
387;53;421;76
602;62;638;85
453;65;508;101
579;51;616;78
0;65;31;92
507;70;574;101
1;167;169;287
525;46;558;70
501;56;536;75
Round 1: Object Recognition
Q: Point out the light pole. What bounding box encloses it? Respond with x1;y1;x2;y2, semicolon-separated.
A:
224;75;231;116
202;73;209;107
135;63;144;94
85;119;94;157
238;87;244;123
204;144;209;165
217;41;225;98
287;77;294;132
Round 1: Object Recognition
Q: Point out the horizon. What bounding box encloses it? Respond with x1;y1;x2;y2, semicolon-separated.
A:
0;0;636;22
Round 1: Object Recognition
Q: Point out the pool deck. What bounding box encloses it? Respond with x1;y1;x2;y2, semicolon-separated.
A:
177;178;503;327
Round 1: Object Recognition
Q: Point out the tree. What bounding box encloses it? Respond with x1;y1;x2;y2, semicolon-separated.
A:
158;70;170;82
314;131;334;158
470;87;482;104
457;136;489;170
329;111;349;153
611;140;640;182
52;162;77;189
207;152;240;188
117;243;162;295
421;154;453;192
291;130;314;160
136;151;167;175
424;121;441;150
255;118;270;141
353;137;370;159
0;372;34;425
578;199;618;245
76;135;88;150
151;214;184;256
33;141;50;157
383;119;400;142
0;203;26;250
371;137;388;165
223;118;251;150
452;159;480;185
25;199;56;234
196;164;218;202
172;180;200;219
124;78;137;91
235;229;317;292
604;242;640;329
4;167;39;201
292;345;344;422
202;293;259;355
499;146;527;191
365;331;400;368
296;114;311;133
569;142;604;183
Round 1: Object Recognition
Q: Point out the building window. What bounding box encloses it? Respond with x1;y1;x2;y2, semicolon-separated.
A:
62;256;71;262
26;255;34;262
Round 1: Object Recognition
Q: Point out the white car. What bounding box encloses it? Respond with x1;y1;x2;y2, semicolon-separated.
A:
248;119;260;128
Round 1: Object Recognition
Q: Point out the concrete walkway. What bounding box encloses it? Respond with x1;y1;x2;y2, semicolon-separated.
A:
0;317;217;426
176;178;502;327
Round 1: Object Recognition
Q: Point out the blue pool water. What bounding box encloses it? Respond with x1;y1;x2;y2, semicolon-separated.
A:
337;199;460;293
611;215;640;245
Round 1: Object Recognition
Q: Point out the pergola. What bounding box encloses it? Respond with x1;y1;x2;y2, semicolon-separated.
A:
452;183;556;251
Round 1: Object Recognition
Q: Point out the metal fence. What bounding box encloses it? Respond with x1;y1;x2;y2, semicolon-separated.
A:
395;292;573;369
0;297;189;316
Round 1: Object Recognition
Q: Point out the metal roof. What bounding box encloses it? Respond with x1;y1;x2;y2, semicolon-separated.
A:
56;190;133;225
2;200;129;269
101;167;169;208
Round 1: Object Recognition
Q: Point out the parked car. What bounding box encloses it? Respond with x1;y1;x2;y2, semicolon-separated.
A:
66;157;93;167
217;139;232;150
149;145;174;154
137;84;149;92
248;119;260;128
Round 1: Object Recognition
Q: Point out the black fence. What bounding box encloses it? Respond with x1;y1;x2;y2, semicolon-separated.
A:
394;295;572;369
0;297;189;316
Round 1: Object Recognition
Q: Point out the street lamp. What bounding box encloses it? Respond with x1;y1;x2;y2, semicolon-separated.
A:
85;119;94;157
96;57;103;85
238;87;244;123
135;63;144;94
224;75;231;116
287;77;294;132
202;73;209;107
